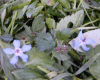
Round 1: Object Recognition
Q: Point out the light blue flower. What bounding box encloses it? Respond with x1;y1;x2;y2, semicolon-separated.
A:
73;30;95;51
3;40;32;65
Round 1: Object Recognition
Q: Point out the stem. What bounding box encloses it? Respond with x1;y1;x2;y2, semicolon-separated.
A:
73;0;76;9
71;18;99;33
10;11;18;35
82;1;95;27
0;40;5;49
37;66;50;74
65;8;81;12
0;0;20;12
77;0;83;8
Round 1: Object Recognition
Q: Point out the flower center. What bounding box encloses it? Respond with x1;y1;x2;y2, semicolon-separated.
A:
15;48;22;56
82;38;86;42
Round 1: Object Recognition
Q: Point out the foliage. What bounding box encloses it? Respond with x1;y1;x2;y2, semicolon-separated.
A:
0;0;100;80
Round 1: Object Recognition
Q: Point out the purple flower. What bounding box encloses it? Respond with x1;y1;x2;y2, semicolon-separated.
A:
3;40;32;65
73;30;95;51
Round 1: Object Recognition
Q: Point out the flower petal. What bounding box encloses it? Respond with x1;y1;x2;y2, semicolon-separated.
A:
21;45;32;52
82;44;90;51
13;40;20;48
19;53;28;62
77;30;84;40
85;38;96;44
73;40;81;47
10;55;18;65
3;48;14;55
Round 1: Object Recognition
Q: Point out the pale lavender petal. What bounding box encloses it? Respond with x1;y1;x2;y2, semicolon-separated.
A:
19;53;28;62
73;41;81;47
10;55;18;65
85;38;96;44
3;48;14;55
13;40;20;48
82;44;90;51
21;45;32;52
77;30;84;40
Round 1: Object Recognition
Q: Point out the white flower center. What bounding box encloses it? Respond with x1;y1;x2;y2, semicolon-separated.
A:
15;48;22;56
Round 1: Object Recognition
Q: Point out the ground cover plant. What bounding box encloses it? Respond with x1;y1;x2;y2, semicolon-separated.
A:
0;0;100;80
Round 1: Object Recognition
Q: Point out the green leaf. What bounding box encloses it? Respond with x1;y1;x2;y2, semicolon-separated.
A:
41;0;57;6
73;76;83;80
46;18;55;29
56;28;71;41
35;33;55;51
75;53;100;75
1;4;6;26
26;1;44;18
63;61;71;70
53;51;70;61
23;24;32;36
25;47;55;69
56;10;84;31
89;62;100;80
11;0;31;10
16;5;28;19
12;69;44;80
48;63;66;72
32;15;45;32
58;0;70;9
0;33;13;42
51;72;73;80
31;78;48;80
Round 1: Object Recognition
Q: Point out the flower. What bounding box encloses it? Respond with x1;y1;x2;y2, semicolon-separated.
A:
3;40;32;65
73;30;95;51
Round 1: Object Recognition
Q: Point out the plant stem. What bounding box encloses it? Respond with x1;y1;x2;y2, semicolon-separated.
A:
37;66;50;74
71;18;99;33
0;0;20;12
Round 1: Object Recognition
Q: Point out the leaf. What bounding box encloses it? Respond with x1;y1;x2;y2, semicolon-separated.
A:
46;18;55;29
23;24;32;36
41;0;56;6
82;1;90;9
53;51;70;61
75;53;100;75
56;10;84;31
32;15;45;32
48;63;66;72
35;33;55;51
90;0;100;7
73;76;83;80
16;5;28;19
69;29;100;52
80;45;100;61
26;1;44;18
12;69;43;80
0;33;13;42
51;72;73;80
89;62;100;80
56;28;71;41
25;47;55;69
31;78;48;80
1;5;6;25
63;61;72;70
58;0;70;9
